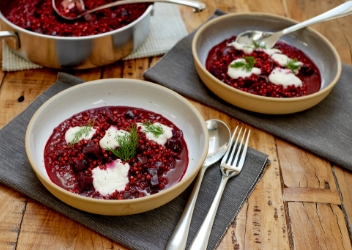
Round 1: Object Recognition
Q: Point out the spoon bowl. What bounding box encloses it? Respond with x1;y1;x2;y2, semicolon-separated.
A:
53;0;206;20
166;119;230;250
58;0;85;16
236;1;352;48
203;119;231;166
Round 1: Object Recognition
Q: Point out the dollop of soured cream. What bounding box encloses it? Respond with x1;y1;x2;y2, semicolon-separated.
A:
44;106;188;200
269;68;302;87
65;126;96;144
227;58;261;79
99;126;129;149
137;122;173;145
92;159;130;196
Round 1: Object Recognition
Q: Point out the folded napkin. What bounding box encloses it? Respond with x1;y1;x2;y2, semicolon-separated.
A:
0;72;269;250
2;3;188;71
144;9;352;172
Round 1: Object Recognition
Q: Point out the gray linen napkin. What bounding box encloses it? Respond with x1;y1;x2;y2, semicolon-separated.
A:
0;72;268;250
144;9;352;172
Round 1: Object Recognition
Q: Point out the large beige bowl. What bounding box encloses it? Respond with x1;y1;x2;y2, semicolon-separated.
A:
25;79;208;215
192;13;342;114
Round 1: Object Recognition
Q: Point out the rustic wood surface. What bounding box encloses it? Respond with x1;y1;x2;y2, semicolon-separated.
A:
0;0;351;249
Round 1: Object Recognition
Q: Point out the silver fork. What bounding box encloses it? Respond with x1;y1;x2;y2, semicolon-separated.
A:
188;126;251;250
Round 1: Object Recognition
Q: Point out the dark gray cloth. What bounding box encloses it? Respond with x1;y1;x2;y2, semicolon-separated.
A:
0;72;268;250
144;9;352;172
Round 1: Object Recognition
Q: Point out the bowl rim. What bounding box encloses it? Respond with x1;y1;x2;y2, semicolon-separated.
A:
25;78;209;206
192;12;342;104
0;5;153;40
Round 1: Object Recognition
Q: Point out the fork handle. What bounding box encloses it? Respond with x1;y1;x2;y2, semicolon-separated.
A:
189;175;229;250
166;167;206;250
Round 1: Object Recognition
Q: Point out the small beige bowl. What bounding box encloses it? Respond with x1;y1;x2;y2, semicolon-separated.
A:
25;79;208;215
192;13;342;114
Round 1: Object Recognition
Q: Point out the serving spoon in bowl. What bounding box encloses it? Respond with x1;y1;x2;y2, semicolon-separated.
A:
236;1;352;48
166;119;231;250
53;0;206;20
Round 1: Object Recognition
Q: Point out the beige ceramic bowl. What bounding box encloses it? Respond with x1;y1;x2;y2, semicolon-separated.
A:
25;79;208;215
192;13;342;114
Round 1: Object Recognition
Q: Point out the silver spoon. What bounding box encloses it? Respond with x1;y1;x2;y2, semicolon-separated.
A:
53;0;206;21
236;1;352;48
166;119;231;250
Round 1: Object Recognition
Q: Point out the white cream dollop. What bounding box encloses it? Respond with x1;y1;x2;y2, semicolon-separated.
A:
228;42;283;56
269;67;302;87
258;47;282;56
227;58;261;79
271;54;303;74
99;126;129;149
271;53;291;66
227;41;254;54
138;122;173;145
65;126;96;144
92;159;130;196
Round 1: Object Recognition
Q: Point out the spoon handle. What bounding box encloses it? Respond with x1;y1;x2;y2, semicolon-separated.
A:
188;175;229;250
84;0;206;16
282;1;352;35
165;167;206;250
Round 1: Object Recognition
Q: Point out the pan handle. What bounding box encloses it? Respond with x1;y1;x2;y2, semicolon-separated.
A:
0;31;20;49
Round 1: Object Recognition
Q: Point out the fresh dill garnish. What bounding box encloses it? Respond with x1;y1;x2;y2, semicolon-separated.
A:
230;60;246;68
107;124;138;161
286;58;301;72
230;56;256;72
69;123;94;146
253;41;266;49
143;121;164;138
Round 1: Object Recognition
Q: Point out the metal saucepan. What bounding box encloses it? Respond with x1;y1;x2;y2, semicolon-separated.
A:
0;1;183;69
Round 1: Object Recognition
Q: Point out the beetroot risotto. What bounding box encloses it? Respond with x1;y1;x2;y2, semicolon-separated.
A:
5;0;150;36
206;36;321;98
44;106;188;200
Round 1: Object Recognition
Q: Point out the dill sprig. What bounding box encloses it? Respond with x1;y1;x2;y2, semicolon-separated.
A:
143;121;164;138
230;56;256;72
286;58;301;72
69;123;94;146
107;124;138;161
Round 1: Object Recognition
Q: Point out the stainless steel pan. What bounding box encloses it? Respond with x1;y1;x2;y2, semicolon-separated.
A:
0;1;153;69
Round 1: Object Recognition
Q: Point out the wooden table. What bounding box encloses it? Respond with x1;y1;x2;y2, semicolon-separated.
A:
1;0;351;249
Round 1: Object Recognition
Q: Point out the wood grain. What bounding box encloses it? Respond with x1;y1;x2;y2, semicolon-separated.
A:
224;128;290;250
0;0;351;249
334;166;352;239
0;185;26;250
0;69;56;127
283;187;341;204
288;202;351;250
286;0;352;64
17;199;125;249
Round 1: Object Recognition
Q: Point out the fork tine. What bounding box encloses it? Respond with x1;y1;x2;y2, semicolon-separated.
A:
232;128;246;166
227;127;242;164
221;126;251;170
237;129;251;169
221;126;238;164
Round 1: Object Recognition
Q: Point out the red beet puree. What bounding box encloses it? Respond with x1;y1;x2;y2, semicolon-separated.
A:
206;36;321;98
44;106;188;200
